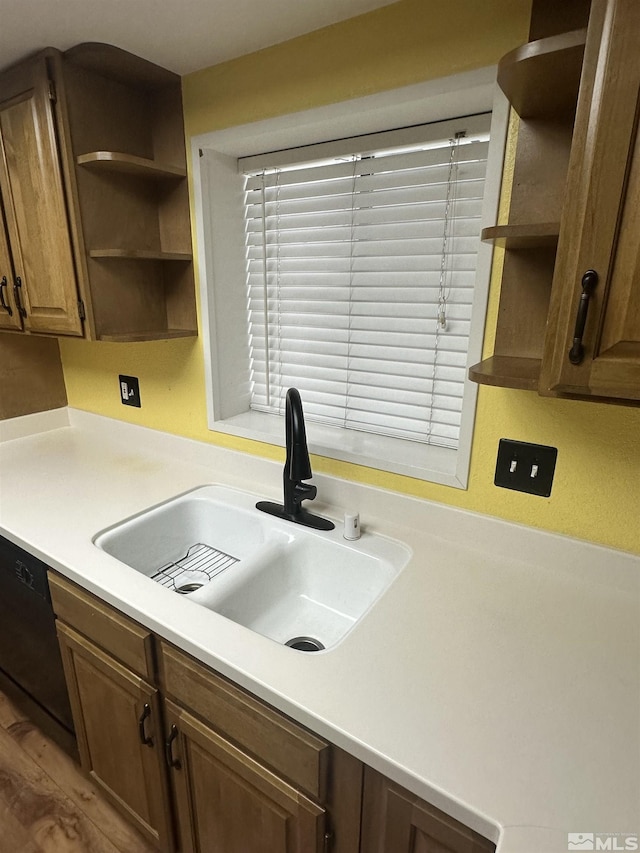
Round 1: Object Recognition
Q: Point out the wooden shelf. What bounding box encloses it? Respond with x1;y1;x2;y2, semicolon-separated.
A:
468;356;542;390
481;222;560;248
89;249;192;261
77;151;186;179
498;28;587;118
98;329;197;342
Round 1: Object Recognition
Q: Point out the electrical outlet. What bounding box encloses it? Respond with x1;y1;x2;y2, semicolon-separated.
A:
494;439;557;497
119;375;141;408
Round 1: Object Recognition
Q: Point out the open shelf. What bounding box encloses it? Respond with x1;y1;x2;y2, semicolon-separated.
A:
468;356;542;390
498;28;587;118
469;1;591;395
61;43;198;342
89;249;192;261
98;329;197;343
481;223;560;249
77;151;186;179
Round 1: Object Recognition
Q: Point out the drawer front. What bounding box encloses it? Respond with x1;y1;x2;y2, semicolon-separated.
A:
49;573;154;679
160;641;330;800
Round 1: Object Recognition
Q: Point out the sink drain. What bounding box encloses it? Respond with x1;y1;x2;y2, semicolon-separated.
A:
174;569;210;595
175;581;205;594
285;636;325;652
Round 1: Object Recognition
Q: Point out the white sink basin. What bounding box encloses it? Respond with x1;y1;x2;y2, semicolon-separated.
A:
94;485;280;582
94;485;410;651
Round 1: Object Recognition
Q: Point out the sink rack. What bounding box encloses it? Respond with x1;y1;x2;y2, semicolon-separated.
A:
151;543;239;593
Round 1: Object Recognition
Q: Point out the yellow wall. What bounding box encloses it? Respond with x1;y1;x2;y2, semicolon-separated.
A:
59;0;640;556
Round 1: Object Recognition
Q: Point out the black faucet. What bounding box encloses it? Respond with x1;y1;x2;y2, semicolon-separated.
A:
256;388;334;530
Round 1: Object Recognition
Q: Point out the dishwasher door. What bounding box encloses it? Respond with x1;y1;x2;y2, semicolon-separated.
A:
0;535;74;737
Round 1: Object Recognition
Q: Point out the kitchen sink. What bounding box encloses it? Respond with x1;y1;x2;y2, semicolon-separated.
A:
94;485;410;651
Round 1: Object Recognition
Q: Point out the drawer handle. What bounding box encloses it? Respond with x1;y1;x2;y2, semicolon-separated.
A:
165;724;181;769
0;277;12;315
138;703;153;747
13;276;27;318
568;269;598;365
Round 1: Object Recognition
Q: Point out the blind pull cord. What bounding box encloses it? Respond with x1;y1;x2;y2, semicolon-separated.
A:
437;130;465;330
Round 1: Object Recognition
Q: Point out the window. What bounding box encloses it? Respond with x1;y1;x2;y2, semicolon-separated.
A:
241;115;490;451
192;68;507;487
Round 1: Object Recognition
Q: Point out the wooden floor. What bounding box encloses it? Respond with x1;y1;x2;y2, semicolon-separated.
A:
0;691;157;853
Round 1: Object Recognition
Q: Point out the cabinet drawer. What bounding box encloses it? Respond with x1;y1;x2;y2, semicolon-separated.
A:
160;641;330;800
49;573;154;679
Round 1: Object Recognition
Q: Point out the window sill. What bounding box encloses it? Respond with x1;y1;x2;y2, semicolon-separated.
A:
210;409;465;488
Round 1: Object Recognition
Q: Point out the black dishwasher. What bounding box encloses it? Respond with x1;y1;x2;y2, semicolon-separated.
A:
0;534;76;756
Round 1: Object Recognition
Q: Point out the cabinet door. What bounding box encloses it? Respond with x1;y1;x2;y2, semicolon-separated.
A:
361;769;495;853
0;200;21;329
56;621;173;851
164;699;326;853
542;0;640;400
0;56;83;335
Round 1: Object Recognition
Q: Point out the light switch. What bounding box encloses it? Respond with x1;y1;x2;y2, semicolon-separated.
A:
494;439;557;497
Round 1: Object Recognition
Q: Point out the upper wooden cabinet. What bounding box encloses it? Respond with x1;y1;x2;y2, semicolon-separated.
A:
0;54;83;335
541;0;640;400
469;0;591;393
0;43;197;342
470;0;640;404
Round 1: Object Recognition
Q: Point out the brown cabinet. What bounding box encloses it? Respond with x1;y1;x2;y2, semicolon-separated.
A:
164;699;326;853
50;574;173;849
55;43;197;342
470;0;640;405
56;622;173;848
0;53;83;335
49;575;362;853
160;642;360;853
0;43;196;342
50;575;496;853
361;769;496;853
541;0;640;400
469;0;591;392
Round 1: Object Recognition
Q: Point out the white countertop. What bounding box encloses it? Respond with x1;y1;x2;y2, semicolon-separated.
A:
1;408;638;853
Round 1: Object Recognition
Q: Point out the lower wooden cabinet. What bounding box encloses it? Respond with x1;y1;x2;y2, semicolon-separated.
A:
361;768;496;853
49;573;495;853
49;574;360;853
56;621;173;849
164;698;326;853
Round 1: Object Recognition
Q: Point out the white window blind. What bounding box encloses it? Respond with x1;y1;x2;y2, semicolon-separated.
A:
240;113;490;449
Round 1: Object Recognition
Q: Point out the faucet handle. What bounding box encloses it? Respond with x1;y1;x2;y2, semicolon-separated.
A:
294;482;317;503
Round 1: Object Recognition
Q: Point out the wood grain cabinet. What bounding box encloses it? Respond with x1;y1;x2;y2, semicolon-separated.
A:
164;699;327;853
540;0;640;400
49;575;497;853
361;769;496;853
0;53;83;335
471;0;640;404
50;575;174;849
49;574;362;853
469;0;591;392
0;43;196;342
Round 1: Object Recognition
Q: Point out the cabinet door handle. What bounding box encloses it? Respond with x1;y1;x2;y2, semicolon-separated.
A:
138;703;153;747
165;724;181;769
568;269;598;365
0;277;12;315
13;276;27;318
